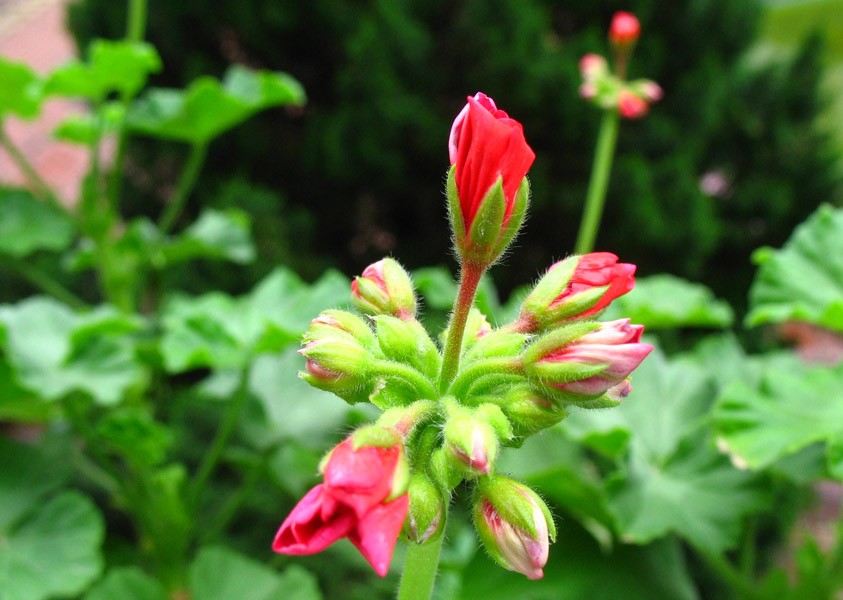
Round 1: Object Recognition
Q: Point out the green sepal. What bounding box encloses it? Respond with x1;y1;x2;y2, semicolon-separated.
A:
375;316;440;379
521;256;579;321
443;412;499;477
351;277;390;314
464;330;527;365
351;425;402;449
402;472;446;544
299;371;372;405
430;448;463;492
522;321;601;365
491;177;530;260
478;383;568;440
474;403;514;442
440;307;491;356
304;309;377;350
476;476;556;541
527;379;622;410
446;166;466;251
464;177;506;265
367;377;418;409
376;399;438;441
381;258;418;318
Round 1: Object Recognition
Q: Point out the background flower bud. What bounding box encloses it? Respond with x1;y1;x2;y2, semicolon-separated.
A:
351;258;417;319
447;92;534;267
402;472;446;544
618;89;649;119
473;476;555;580
518;253;636;332
579;53;608;81
609;11;641;48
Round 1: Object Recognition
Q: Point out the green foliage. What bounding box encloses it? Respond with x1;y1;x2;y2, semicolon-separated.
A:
127;65;305;144
0;190;75;258
84;568;167;600
747;204;843;331
0;57;42;119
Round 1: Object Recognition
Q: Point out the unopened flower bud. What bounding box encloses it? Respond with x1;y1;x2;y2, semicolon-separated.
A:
351;258;417;320
618;89;649;119
492;384;568;439
609;11;640;48
375;315;441;380
402;472;446;544
516;253;636;333
441;308;493;357
637;81;663;102
305;309;377;350
523;319;653;406
579;82;598;100
579;53;608;81
443;412;499;477
299;332;374;403
473;476;555;580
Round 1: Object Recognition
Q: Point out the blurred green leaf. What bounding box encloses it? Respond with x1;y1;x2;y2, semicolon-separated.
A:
746;204;843;332
163;208;255;265
127;65;305;144
603;274;734;329
0;359;51;421
84;568;167;600
563;346;769;553
413;266;456;310
53;102;125;145
94;408;172;467
45;40;161;101
189;546;321;600
0;438;69;530
0;57;42;119
0;298;145;404
0;491;104;600
455;518;698;600
160;268;348;372
714;362;843;470
0;189;75;257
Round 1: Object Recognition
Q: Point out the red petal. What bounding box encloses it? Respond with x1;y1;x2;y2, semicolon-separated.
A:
348;495;410;577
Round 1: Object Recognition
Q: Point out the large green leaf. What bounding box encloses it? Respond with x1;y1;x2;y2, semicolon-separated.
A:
602;274;734;329
189;546;321;600
714;363;843;470
0;438;69;530
159;268;348;372
0;189;75;257
84;568;167;600
562;346;769;553
0;58;42;119
0;298;145;404
162;208;255;265
127;65;305;144
45;40;161;101
746;204;843;331
0;491;104;600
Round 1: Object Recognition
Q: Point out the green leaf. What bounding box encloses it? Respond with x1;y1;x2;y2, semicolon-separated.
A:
189;546;321;600
84;568;166;600
602;274;734;329
160;268;348;372
0;358;52;421
0;491;104;600
0;189;75;257
127;65;305;144
563;346;769;553
45;40;161;101
163;208;256;265
0;57;42;119
94;408;172;467
0;298;145;404
53;103;125;145
746;204;843;331
714;363;843;470
0;438;69;530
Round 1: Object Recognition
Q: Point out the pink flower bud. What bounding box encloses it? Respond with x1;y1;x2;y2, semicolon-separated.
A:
351;258;417;319
524;319;653;400
609;11;641;48
473;477;555;580
618;89;649;119
579;82;597;100
639;81;663;102
447;92;535;267
579;53;608;80
274;434;410;577
444;413;498;476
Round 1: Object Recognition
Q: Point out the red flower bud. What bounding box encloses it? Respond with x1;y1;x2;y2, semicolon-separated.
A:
447;92;535;266
609;11;641;48
618;89;649;119
639;81;663;102
579;53;608;81
273;435;410;577
351;258;417;319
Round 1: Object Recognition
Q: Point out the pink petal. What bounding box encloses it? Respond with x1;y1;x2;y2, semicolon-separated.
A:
348;495;410;577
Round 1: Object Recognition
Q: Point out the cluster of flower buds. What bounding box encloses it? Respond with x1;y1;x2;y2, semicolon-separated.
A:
275;92;653;581
579;11;662;119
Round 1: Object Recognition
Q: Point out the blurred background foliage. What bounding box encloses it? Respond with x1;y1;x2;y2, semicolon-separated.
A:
67;0;843;310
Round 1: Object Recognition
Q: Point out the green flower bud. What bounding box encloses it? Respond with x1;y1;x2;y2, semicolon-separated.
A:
443;411;499;477
375;316;441;380
488;383;568;439
351;258;417;319
402;472;446;544
299;334;373;404
440;307;492;357
303;309;377;350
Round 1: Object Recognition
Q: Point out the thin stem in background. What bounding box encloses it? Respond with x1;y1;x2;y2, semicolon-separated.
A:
0;255;88;309
699;550;762;600
397;534;445;600
188;366;250;508
127;0;148;42
0;129;65;213
574;109;621;255
158;143;208;234
437;264;484;393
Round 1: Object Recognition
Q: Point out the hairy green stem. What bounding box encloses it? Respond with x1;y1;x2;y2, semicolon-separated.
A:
1;255;88;309
397;535;444;600
189;367;249;508
438;265;484;393
447;357;523;400
159;143;208;234
0;129;65;212
574;110;620;254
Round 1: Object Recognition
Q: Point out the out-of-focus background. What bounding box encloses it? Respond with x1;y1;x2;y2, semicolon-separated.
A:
3;0;841;310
